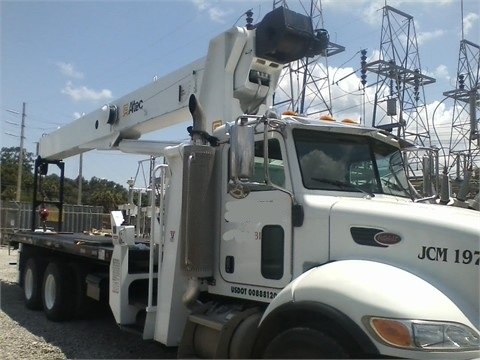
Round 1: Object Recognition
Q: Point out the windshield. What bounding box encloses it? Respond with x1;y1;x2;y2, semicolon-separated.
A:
293;129;412;198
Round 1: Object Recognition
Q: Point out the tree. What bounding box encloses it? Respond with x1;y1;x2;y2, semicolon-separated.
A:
86;177;128;212
1;147;128;211
0;147;35;201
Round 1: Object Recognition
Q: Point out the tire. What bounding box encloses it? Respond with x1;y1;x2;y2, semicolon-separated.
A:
23;257;44;310
42;261;74;321
261;326;350;359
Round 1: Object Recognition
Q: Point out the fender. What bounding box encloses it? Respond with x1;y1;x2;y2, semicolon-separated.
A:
253;300;379;357
257;260;479;357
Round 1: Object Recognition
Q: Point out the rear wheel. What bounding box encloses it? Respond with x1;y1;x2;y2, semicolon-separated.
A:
261;326;350;359
42;261;74;321
23;257;44;310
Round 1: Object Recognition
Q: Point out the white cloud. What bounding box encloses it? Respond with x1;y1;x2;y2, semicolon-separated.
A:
362;1;384;27
424;64;450;82
357;0;424;27
433;64;450;81
463;12;479;36
368;49;381;62
190;0;229;23
61;81;113;102
417;29;445;46
208;7;229;23
57;62;84;79
191;0;208;11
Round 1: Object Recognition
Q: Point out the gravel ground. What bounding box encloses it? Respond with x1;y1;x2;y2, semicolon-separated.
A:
0;244;177;359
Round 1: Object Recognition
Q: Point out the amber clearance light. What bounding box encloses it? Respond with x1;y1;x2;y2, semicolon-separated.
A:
320;114;335;121
370;318;412;348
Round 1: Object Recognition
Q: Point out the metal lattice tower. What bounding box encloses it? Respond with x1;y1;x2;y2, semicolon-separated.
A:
364;5;436;186
442;39;480;179
272;0;344;116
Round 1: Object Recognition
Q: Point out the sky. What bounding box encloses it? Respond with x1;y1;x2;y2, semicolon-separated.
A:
1;0;479;189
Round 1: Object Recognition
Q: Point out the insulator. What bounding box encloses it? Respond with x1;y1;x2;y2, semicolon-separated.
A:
414;69;420;86
360;49;367;62
360;50;367;85
246;9;254;30
458;74;465;90
361;74;367;86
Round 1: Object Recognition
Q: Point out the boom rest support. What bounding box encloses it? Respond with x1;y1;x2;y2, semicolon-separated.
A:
31;156;65;232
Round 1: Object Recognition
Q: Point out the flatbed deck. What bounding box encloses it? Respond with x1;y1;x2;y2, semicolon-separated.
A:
9;231;115;262
8;231;151;264
8;231;113;262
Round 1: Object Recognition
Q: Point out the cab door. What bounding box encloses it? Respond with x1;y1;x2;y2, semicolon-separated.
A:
220;136;292;288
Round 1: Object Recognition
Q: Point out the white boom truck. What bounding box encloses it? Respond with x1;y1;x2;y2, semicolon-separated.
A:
9;6;479;359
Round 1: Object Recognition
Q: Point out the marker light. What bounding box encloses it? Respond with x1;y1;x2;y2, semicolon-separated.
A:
366;317;480;351
370;318;412;347
320;114;335;121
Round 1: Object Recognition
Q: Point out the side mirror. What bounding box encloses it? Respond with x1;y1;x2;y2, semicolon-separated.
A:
229;118;254;180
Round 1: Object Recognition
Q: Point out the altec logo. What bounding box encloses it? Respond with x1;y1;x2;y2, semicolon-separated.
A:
123;99;143;116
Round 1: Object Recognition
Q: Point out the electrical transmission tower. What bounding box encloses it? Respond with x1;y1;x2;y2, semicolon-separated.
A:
364;5;436;190
272;0;344;116
442;39;480;182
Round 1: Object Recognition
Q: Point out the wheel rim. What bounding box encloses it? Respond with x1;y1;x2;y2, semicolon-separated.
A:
44;273;57;310
24;267;34;300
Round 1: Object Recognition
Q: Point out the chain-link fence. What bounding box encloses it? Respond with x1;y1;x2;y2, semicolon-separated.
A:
0;201;106;244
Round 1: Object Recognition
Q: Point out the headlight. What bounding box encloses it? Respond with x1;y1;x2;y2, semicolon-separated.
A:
364;316;480;351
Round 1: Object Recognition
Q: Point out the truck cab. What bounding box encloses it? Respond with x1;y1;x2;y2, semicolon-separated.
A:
159;113;479;358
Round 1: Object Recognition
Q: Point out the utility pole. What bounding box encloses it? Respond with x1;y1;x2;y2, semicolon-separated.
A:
16;102;26;202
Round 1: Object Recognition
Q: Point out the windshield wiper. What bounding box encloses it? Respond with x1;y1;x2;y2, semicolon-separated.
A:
311;177;375;197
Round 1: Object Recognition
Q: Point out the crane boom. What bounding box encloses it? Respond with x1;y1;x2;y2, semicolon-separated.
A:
39;6;330;160
39;57;205;160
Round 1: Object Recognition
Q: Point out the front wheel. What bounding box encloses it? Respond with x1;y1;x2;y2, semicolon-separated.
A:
261;326;350;359
42;261;74;321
